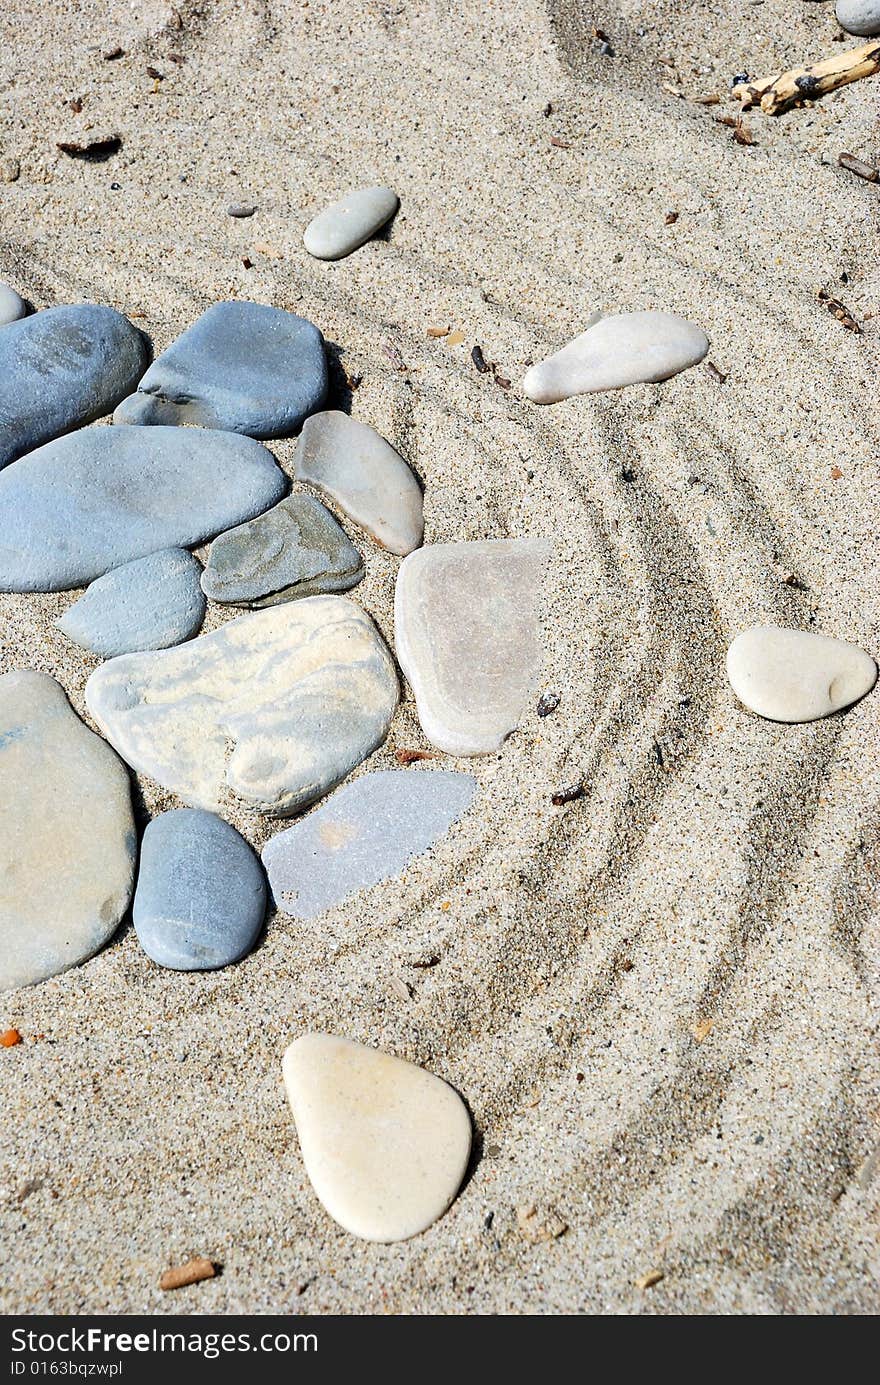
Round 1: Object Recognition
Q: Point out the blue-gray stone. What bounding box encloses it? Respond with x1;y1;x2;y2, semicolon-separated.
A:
261;770;477;920
56;548;206;656
201;493;364;607
113;300;328;438
0;304;149;470
133;808;266;971
0;424;286;592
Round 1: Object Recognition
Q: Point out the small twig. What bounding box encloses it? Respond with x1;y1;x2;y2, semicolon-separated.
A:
159;1257;216;1291
818;287;861;333
551;782;585;806
838;151;879;183
733;40;880;115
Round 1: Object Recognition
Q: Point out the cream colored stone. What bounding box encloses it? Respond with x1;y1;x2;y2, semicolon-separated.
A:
726;625;877;723
522;310;709;403
303;186;399;260
282;1033;471;1242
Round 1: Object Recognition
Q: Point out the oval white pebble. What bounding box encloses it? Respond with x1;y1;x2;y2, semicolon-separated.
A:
835;0;880;36
0;282;27;327
303;185;399;260
522;310;709;403
726;626;877;723
282;1033;471;1242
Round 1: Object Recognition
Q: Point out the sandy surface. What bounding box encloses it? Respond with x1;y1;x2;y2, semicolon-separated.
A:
1;0;879;1315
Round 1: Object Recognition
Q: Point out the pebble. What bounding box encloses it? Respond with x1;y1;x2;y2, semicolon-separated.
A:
56;548;206;657
726;626;877;723
86;597;398;815
0;425;285;592
522;310;709;403
227;203;256;217
133;809;265;970
262;770;477;919
201;494;364;607
0;671;135;991
303;185;399;260
835;0;880;34
295;410;423;555
394;539;549;754
0;282;27;327
0;304;148;471
113;301;327;438
282;1033;471;1242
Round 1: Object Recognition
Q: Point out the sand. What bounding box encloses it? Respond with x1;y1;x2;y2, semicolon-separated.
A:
1;0;879;1316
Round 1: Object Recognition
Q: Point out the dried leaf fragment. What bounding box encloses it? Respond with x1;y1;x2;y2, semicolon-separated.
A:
389;975;412;1003
692;1017;715;1043
517;1204;568;1242
445;329;465;346
251;240;282;258
635;1269;665;1290
426;325;450;338
818;288;861;333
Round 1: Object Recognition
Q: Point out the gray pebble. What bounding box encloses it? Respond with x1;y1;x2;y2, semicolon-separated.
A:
303;185;399;260
56;548;206;656
0;282;27;327
835;0;880;34
227;203;256;217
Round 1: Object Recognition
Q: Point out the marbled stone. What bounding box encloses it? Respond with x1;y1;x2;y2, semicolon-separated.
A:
726;625;877;723
133;809;265;970
0;671;135;991
262;769;477;919
282;1033;471;1242
113;301;327;438
86;597;399;815
295;410;423;555
0;282;27;327
0;425;285;592
0;303;148;470
56;549;206;657
835;0;880;34
522;310;709;403
201;494;363;607
303;186;399;260
394;539;549;755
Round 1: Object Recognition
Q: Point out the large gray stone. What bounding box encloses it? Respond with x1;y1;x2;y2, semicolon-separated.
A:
262;770;477;919
86;597;399;816
133;809;266;970
295;410;423;555
56;548;206;657
0;671;135;991
201;494;364;607
0;425;286;592
303;185;399;260
113;300;328;437
0;304;148;470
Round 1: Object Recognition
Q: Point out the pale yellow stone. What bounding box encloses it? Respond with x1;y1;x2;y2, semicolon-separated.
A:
726;625;876;723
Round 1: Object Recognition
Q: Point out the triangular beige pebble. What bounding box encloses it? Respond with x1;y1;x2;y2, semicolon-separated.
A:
726;625;877;723
282;1033;471;1242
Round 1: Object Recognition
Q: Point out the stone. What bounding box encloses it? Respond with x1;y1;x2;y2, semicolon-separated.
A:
113;301;327;438
227;203;256;217
295;410;423;555
0;303;148;470
201;494;364;607
726;625;877;723
835;0;880;35
133;809;265;970
0;283;27;327
282;1033;471;1242
394;539;549;755
56;549;206;657
522;310;709;403
303;186;399;260
0;671;135;991
262;769;477;919
86;597;398;815
0;425;286;592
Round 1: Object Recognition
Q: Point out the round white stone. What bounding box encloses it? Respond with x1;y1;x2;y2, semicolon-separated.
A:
726;626;877;723
835;0;880;35
303;186;399;260
0;282;26;327
522;310;709;403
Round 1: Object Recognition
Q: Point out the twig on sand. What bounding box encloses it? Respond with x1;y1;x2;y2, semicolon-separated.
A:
818;288;861;333
733;40;880;115
838;151;879;183
159;1257;217;1291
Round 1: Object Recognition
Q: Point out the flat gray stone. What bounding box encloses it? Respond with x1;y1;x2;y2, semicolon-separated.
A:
836;0;880;34
295;410;423;555
303;186;399;260
0;671;135;991
201;494;364;607
133;809;265;970
56;548;206;657
262;769;477;919
726;625;877;723
395;539;549;754
113;300;328;438
522;310;709;403
0;282;27;327
0;304;148;470
86;597;399;815
0;424;286;592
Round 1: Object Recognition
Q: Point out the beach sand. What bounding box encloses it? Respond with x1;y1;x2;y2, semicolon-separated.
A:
1;0;878;1314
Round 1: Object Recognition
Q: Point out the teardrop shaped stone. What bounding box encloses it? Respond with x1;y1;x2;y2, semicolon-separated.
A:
522;310;709;403
726;626;877;723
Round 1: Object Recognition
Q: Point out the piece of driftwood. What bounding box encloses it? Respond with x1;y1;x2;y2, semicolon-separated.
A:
839;151;879;183
159;1256;216;1291
733;40;880;114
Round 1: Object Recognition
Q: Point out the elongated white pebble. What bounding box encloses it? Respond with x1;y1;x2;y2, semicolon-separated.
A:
523;310;709;402
726;625;877;723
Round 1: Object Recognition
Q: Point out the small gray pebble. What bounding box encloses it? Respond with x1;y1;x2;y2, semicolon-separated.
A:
228;203;256;218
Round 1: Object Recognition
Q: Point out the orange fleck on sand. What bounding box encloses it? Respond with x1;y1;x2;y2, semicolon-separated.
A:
1;1028;22;1047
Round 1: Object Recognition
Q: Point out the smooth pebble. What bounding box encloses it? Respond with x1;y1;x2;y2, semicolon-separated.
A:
303;185;399;260
0;282;27;327
835;0;880;34
522;310;709;403
56;548;205;657
726;626;877;723
282;1033;471;1242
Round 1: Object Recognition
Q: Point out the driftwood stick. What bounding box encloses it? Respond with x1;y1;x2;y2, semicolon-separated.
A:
733;40;880;114
839;151;879;183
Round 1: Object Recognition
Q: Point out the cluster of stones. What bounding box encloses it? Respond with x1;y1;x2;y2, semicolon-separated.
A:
1;176;877;1244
